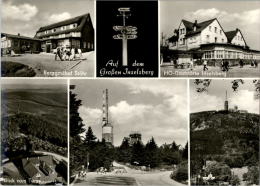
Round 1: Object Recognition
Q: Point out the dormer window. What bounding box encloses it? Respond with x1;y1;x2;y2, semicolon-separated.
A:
73;23;77;28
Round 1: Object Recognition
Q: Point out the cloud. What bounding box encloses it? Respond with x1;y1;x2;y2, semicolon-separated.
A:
2;2;38;21
230;90;259;114
118;79;186;97
184;8;228;21
80;96;187;146
190;92;223;113
184;8;260;25
190;90;259;114
48;12;71;23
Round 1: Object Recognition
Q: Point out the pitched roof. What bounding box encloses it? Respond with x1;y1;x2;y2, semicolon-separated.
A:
182;20;194;30
35;13;93;38
185;18;216;36
225;30;237;43
1;33;41;41
24;162;40;178
22;156;54;167
37;13;90;32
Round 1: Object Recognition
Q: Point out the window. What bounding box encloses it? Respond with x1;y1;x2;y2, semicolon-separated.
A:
52;28;56;33
73;23;77;28
209;26;211;31
214;27;217;33
206;35;210;43
88;42;91;49
45;30;48;34
204;51;212;59
83;42;87;48
180;28;185;34
220;30;222;35
215;37;217;43
222;39;224;43
14;41;18;47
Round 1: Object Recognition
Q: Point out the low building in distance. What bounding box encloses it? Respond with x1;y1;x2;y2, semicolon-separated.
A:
1;33;41;55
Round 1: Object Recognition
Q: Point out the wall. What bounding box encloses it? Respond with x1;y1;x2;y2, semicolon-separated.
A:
231;31;246;47
201;20;227;45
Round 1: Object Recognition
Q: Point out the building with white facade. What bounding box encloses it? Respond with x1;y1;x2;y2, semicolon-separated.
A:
35;13;94;53
165;18;260;65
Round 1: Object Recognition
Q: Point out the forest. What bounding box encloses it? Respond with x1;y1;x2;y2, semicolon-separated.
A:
70;90;188;183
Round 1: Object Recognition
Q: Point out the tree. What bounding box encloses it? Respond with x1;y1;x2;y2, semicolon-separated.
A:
117;137;131;163
171;141;180;152
131;140;145;166
182;142;188;160
243;166;259;185
144;137;160;168
70;90;85;137
194;79;260;99
84;127;97;146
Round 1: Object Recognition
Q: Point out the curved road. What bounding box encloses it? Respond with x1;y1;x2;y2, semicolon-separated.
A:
73;162;186;186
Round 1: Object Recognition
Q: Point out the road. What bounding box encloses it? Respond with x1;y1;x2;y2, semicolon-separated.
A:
34;150;67;162
161;64;260;77
73;162;186;186
1;51;94;77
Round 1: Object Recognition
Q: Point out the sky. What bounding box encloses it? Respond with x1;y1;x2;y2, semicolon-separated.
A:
190;79;259;114
1;79;67;89
1;0;94;37
160;0;260;50
71;79;188;147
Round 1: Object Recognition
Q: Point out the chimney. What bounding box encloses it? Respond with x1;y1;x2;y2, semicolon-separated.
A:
194;20;198;25
17;33;20;36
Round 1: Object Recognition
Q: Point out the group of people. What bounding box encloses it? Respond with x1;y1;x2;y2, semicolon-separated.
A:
250;60;258;68
221;60;230;72
55;46;83;61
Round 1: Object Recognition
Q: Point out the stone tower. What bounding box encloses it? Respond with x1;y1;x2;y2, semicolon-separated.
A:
102;89;113;145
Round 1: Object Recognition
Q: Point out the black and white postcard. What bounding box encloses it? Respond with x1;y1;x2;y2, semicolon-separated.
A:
96;1;158;77
1;0;95;77
190;79;260;185
1;79;68;185
160;0;260;78
69;79;188;185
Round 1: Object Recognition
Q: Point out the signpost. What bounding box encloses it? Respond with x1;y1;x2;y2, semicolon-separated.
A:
113;7;138;66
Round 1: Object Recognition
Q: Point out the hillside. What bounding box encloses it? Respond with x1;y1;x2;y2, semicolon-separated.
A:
1;89;67;128
190;111;259;170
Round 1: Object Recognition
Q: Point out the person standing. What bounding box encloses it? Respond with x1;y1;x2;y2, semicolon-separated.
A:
203;60;208;71
55;46;63;61
239;59;243;68
70;47;75;61
190;58;194;71
221;59;224;71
